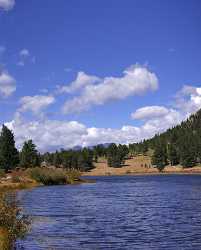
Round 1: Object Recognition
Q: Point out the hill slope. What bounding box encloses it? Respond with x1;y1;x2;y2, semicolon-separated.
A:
129;109;201;168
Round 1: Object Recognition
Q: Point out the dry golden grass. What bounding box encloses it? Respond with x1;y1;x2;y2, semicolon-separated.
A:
0;228;10;250
82;156;201;176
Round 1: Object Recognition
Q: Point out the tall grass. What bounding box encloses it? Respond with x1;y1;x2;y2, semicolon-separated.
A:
27;167;66;185
27;167;81;185
0;193;30;249
0;169;5;178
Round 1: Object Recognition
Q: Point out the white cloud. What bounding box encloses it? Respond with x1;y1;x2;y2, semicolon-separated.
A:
0;0;15;10
19;49;30;57
5;109;182;152
4;118;144;151
19;95;55;115
6;119;87;152
131;106;169;120
175;85;201;116
3;84;199;152
62;65;158;114
141;109;183;134
0;71;16;97
58;71;100;94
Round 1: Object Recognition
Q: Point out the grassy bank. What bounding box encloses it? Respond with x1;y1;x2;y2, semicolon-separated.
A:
0;167;84;249
0;228;9;250
27;167;81;185
0;192;30;250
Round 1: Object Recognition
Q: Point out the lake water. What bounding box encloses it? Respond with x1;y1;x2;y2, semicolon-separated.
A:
16;175;201;250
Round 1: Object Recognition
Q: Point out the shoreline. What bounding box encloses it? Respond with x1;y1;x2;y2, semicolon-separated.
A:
0;171;88;249
82;171;201;177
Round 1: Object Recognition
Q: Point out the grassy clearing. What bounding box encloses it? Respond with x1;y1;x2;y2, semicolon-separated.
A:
83;156;201;176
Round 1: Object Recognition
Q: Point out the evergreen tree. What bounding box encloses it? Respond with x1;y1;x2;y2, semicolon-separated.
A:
152;142;168;172
20;140;39;168
107;143;122;168
53;151;62;167
180;143;197;168
0;125;19;171
168;143;179;166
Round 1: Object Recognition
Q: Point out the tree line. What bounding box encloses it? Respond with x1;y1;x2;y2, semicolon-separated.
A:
1;108;201;172
0;125;129;172
128;109;201;170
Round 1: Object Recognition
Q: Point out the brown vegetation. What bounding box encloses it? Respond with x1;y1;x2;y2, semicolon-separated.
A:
0;192;30;249
82;156;201;176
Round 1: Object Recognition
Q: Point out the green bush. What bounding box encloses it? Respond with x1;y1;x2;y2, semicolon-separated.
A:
27;167;68;185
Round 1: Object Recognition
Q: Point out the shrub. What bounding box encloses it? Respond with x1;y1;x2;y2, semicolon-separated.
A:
65;169;81;184
0;193;30;249
27;167;67;185
0;169;5;178
11;172;22;183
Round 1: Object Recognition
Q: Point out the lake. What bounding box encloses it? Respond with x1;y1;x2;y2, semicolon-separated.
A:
16;175;201;249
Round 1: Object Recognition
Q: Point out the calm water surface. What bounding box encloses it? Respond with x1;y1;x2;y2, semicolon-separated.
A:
16;175;201;249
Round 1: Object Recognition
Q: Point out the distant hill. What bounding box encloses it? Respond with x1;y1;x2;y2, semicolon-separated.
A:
129;109;201;168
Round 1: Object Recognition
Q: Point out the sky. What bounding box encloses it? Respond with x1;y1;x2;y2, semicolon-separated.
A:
0;0;201;151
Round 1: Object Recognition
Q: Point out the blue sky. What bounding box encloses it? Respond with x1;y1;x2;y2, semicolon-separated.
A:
0;0;200;151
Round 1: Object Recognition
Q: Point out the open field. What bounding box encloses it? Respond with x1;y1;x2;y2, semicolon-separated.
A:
82;156;201;176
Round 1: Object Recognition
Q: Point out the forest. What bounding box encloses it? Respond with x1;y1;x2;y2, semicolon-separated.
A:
129;109;201;170
0;109;201;172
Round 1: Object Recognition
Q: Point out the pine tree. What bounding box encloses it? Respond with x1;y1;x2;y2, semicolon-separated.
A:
180;142;197;168
107;143;122;168
152;142;168;172
168;143;179;166
53;151;62;167
0;125;19;171
20;140;39;168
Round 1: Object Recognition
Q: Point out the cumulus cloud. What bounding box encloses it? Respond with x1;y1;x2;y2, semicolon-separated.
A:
6;119;87;152
141;109;183;134
3;86;199;152
4;108;182;152
83;110;182;148
57;71;100;94
0;0;15;10
0;71;16;97
131;106;169;120
175;85;201;116
19;95;55;115
4;118;146;151
129;85;201;142
62;65;158;114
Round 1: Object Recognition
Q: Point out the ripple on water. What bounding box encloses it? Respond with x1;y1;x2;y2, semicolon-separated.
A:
16;175;201;250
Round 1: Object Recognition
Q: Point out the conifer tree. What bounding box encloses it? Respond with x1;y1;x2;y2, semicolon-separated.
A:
168;143;179;166
107;143;122;168
20;140;39;168
151;142;168;172
0;125;19;171
53;151;62;167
